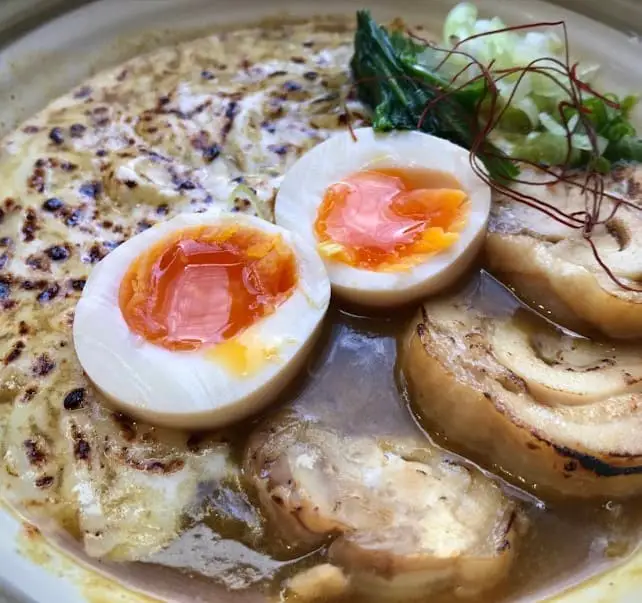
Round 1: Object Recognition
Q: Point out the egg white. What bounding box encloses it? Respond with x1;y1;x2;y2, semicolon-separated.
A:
275;127;491;307
73;212;330;430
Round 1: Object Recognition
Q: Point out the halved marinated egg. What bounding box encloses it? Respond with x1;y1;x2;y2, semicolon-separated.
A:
73;212;330;430
275;127;491;307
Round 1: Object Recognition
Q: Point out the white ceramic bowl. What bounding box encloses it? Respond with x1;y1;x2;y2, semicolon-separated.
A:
1;1;642;602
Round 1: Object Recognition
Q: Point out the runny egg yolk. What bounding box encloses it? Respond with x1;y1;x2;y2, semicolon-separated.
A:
119;225;297;351
314;168;470;271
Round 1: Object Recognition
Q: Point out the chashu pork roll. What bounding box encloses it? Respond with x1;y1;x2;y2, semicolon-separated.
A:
401;274;642;499
486;166;642;339
244;412;522;599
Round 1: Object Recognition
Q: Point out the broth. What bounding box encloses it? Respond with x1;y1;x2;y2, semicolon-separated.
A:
1;12;641;603
142;271;642;602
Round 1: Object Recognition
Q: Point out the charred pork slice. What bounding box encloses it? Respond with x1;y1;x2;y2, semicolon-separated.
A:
401;275;642;499
245;414;520;599
486;166;642;339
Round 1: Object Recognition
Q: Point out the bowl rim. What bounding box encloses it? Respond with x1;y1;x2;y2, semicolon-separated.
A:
1;1;642;602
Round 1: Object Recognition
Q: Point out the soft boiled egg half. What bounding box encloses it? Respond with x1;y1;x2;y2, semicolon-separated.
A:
275;127;491;307
73;212;330;430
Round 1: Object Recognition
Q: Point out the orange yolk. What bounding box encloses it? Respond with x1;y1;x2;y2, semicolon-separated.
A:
314;168;469;271
119;225;297;351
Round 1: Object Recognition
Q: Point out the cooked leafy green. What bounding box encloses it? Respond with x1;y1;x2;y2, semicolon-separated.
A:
351;10;518;181
351;7;642;176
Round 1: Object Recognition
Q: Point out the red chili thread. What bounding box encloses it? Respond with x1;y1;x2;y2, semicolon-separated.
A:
345;19;642;292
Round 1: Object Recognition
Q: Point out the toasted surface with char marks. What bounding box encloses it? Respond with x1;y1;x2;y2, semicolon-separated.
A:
400;274;642;499
0;19;365;561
